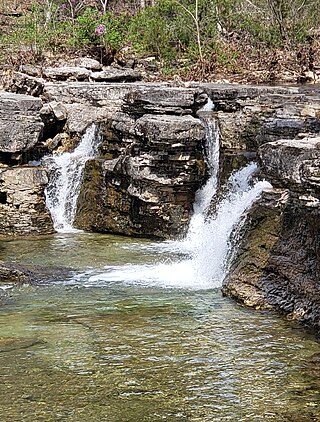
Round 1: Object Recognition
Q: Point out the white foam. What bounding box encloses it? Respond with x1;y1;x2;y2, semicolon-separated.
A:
87;163;271;290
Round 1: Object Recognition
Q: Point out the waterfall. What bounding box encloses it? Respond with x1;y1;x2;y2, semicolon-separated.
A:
185;103;220;246
86;105;272;290
44;124;100;232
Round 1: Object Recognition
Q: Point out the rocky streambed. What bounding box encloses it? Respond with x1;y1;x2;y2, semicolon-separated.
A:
1;62;320;335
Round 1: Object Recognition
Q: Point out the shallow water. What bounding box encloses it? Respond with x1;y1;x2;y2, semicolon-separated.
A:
0;232;319;422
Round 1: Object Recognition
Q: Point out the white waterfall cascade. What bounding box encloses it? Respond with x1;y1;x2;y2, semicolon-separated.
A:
44;124;100;232
86;105;272;290
184;102;220;248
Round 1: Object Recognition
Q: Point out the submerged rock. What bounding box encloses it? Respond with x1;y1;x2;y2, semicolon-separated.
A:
0;261;33;284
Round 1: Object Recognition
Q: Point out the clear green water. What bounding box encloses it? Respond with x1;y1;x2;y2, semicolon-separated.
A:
0;233;319;422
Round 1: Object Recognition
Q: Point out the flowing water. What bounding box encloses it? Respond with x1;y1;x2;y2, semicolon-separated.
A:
0;233;319;422
1;115;319;421
44;124;100;232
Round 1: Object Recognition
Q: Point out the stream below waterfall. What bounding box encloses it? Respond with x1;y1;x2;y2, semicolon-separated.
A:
0;232;320;422
1;108;320;421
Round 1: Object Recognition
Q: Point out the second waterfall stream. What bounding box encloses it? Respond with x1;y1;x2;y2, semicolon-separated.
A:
44;124;100;232
44;110;271;289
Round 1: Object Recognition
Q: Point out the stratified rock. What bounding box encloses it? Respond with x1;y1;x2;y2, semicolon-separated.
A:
224;136;320;335
223;189;289;310
201;84;320;150
123;85;207;116
0;166;54;236
90;67;141;82
258;137;320;191
43;67;91;81
0;92;44;153
74;113;206;238
42;83;208;135
43;82;134;131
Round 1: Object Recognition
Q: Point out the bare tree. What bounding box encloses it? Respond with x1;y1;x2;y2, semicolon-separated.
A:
174;0;203;61
65;0;89;24
95;0;109;14
43;0;56;27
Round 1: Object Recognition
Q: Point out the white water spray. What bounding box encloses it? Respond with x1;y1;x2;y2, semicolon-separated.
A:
185;102;220;247
44;124;100;232
85;104;272;290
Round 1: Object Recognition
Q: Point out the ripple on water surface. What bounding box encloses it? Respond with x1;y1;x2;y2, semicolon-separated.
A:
0;233;319;422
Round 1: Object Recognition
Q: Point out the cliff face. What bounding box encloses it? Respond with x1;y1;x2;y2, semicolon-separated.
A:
0;92;53;236
74;112;206;238
223;137;320;334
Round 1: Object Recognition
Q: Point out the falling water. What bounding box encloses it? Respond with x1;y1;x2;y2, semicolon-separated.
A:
86;105;272;290
44;124;100;232
185;101;220;244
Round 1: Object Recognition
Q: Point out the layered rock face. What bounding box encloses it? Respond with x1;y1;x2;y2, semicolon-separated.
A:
0;166;53;236
0;82;208;238
0;92;53;236
223;136;320;334
0;92;44;155
74;112;206;238
74;86;207;238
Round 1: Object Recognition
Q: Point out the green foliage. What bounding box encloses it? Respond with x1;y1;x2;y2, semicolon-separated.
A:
99;12;128;52
0;0;319;76
128;0;178;61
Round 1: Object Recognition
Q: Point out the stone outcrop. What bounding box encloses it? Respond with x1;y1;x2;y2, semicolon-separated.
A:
0;92;44;154
74;112;206;238
1;72;320;334
0;166;54;236
223;136;320;334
